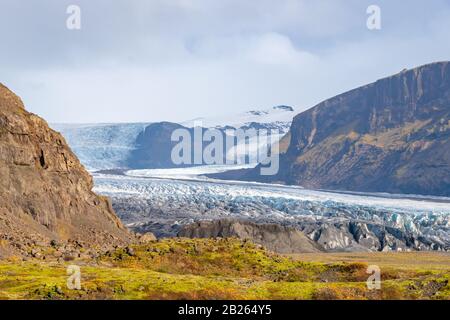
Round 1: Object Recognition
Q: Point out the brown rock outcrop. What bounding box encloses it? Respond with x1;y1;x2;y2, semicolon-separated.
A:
0;84;132;257
178;219;323;253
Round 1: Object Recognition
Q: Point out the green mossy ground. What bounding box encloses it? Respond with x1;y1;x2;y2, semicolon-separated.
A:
0;238;448;300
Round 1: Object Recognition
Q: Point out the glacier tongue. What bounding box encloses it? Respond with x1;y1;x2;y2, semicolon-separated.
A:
51;123;149;170
93;172;450;252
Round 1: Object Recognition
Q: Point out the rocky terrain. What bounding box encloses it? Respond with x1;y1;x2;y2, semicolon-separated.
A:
178;219;322;254
221;62;450;197
0;84;133;258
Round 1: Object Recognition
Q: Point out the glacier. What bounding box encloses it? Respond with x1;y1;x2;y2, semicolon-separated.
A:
51;123;149;170
93;170;450;251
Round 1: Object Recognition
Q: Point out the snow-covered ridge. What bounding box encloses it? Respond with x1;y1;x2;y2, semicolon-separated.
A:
181;105;295;132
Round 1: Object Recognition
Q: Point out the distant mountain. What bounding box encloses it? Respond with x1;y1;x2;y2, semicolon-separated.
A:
53;106;295;170
127;122;203;169
224;62;450;197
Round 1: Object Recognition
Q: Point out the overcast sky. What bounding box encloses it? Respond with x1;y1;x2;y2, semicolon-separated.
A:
1;0;449;123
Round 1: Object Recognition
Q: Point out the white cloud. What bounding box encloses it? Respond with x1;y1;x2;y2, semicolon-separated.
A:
246;32;318;66
1;0;449;123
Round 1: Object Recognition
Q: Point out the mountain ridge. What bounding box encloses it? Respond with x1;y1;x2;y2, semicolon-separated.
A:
219;61;450;197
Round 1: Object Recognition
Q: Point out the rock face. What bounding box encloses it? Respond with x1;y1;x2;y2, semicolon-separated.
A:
241;62;450;196
178;219;323;254
0;84;132;256
127;122;237;169
127;122;189;169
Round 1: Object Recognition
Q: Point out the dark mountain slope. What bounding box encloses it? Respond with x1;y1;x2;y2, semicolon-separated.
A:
229;62;450;196
127;122;189;169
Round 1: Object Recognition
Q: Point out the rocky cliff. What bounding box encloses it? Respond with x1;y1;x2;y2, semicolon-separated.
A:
127;122;232;169
241;62;450;196
0;84;132;257
127;122;196;169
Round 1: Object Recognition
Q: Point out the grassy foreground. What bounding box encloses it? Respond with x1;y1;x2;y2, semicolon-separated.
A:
0;238;449;300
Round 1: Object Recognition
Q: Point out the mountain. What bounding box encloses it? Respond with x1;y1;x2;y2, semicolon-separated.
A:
0;84;132;257
127;122;272;169
53;105;295;171
226;62;450;197
127;122;197;169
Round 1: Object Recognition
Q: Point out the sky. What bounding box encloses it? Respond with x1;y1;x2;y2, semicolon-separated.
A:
1;0;449;123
